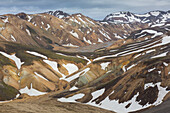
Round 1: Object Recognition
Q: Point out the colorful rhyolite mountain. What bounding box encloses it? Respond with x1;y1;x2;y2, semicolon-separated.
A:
0;10;169;113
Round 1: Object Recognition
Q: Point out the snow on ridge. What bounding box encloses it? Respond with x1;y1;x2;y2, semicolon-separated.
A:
151;52;168;59
58;93;85;102
114;33;123;39
27;15;32;22
45;24;50;30
41;21;44;25
63;43;79;47
70;30;79;39
134;13;150;17
11;35;16;42
163;62;168;66
139;29;163;37
150;11;160;16
85;18;95;25
78;17;87;24
26;29;31;36
151;23;165;27
64;67;90;82
127;64;137;70
26;51;47;59
99;30;111;40
2;17;9;23
83;37;92;44
60;25;64;28
0;51;24;69
98;38;103;43
146;49;155;53
148;67;156;72
34;72;48;81
70;17;81;24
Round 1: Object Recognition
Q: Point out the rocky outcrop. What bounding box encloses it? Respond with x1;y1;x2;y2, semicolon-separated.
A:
45;10;70;18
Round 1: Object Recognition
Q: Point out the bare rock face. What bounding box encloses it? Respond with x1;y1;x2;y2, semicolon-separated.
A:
45;10;70;18
136;86;159;106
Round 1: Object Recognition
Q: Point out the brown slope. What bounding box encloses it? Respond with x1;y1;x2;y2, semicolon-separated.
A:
0;94;115;113
0;12;149;49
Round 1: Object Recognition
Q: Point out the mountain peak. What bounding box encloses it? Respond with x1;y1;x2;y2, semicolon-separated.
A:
45;10;70;18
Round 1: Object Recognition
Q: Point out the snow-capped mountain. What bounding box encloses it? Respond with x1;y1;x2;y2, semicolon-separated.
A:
45;10;70;18
103;10;170;24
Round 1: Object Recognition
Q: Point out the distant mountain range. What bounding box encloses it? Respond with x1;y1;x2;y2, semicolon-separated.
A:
45;10;170;24
102;10;170;24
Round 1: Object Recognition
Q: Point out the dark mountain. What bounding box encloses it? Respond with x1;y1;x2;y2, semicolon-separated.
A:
102;10;170;24
45;10;70;18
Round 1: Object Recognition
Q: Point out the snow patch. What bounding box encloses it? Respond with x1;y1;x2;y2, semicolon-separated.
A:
45;24;50;30
43;59;65;78
58;93;85;102
127;64;137;70
34;72;48;81
26;51;47;59
163;62;168;66
62;63;78;75
70;30;79;38
98;38;103;43
114;33;123;39
41;21;44;25
27;15;32;22
2;17;9;23
148;67;156;72
83;37;92;44
26;29;31;36
64;68;90;82
19;83;47;96
11;35;16;41
99;30;111;40
63;43;79;47
0;51;24;69
151;52;168;59
100;62;110;70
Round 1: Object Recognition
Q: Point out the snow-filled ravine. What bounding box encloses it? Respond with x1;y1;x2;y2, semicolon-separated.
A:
58;82;169;113
0;51;24;69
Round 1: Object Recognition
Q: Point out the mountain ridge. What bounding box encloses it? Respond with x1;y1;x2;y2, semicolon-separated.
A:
102;10;170;24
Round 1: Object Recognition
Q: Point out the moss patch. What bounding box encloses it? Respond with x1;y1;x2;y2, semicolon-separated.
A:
0;81;20;101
